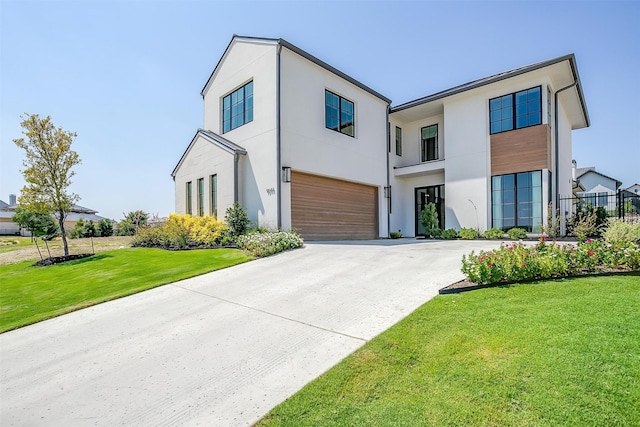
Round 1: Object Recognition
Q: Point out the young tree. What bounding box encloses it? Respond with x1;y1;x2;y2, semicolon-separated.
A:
12;207;58;240
13;114;81;256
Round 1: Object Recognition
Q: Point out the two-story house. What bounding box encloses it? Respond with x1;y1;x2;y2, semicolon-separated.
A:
172;35;589;240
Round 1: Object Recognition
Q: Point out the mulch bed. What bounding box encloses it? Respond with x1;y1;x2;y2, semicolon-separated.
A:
33;254;93;267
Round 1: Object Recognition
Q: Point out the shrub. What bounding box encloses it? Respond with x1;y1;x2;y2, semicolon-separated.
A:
225;202;251;238
389;231;402;239
116;220;136;236
539;203;562;238
461;239;640;285
567;205;607;240
236;230;303;257
459;228;479;240
507;227;527;240
69;218;96;238
603;220;640;244
132;214;227;249
440;228;458;239
97;219;114;237
482;228;504;239
420;203;439;237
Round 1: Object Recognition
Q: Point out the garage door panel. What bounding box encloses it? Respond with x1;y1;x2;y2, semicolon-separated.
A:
291;171;378;241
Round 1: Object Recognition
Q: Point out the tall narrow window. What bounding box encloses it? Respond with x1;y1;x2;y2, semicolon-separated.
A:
222;81;253;133
325;90;354;137
395;126;402;156
210;174;218;218
197;178;204;216
186;181;193;215
421;124;438;162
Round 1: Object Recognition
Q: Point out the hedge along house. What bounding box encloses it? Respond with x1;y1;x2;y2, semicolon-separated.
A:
172;35;589;240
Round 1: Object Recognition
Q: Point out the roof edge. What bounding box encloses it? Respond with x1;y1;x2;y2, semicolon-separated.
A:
171;129;247;178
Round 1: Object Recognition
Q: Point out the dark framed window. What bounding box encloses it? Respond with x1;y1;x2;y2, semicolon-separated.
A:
421;124;438;162
597;192;608;208
395;126;402;156
222;81;253;133
325;90;354;137
197;178;204;216
186;181;193;215
210;174;218;218
490;86;541;134
492;171;542;232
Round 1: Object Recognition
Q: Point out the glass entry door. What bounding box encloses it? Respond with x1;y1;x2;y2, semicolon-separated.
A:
415;185;445;235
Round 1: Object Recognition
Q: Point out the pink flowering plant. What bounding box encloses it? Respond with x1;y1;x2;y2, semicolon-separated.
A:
461;238;640;285
236;230;303;257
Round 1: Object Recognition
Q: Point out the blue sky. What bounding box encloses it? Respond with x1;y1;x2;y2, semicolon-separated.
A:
1;0;638;220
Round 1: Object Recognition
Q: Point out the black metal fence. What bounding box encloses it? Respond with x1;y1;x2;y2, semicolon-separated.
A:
559;190;640;222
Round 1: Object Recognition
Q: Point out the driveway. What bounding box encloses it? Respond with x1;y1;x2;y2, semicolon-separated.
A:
1;239;502;426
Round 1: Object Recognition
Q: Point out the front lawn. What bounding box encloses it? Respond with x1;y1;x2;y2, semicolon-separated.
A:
258;274;640;426
0;247;251;333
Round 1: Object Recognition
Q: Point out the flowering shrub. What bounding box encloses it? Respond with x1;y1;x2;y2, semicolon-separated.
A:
236;230;303;257
132;214;228;249
461;238;640;284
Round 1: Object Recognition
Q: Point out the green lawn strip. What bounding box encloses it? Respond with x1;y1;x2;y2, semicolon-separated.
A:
258;274;640;427
0;247;251;333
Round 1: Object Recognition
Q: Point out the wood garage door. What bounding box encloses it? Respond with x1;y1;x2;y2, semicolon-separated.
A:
291;171;378;241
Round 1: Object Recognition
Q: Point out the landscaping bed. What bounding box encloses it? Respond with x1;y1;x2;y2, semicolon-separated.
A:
33;253;93;266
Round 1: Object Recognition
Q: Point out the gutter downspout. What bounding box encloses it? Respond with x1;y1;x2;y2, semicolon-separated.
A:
276;42;282;229
554;81;577;211
386;106;391;238
234;153;239;203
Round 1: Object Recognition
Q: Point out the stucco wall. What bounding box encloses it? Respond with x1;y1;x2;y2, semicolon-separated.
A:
279;48;389;236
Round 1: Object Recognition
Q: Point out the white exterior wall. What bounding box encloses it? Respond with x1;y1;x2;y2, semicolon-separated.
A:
389;173;445;236
556;96;574;201
173;136;235;218
202;40;279;228
279;49;389;237
578;173;618;194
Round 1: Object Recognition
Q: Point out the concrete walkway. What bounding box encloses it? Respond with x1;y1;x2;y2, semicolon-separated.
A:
1;239;502;426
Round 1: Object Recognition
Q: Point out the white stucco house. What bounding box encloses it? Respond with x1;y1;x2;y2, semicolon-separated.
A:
172;35;590;240
574;166;622;209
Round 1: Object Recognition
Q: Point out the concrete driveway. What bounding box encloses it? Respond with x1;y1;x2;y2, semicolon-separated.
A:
1;239;502;426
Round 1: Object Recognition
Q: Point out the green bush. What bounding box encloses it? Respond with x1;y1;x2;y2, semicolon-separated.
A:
482;228;504;239
236;230;303;257
389;231;402;239
420;203;439;237
97;219;114;237
567;205;607;240
459;228;479;240
69;218;97;238
507;227;527;240
440;228;458;239
603;220;640;244
132;214;227;249
461;238;640;284
225;202;251;238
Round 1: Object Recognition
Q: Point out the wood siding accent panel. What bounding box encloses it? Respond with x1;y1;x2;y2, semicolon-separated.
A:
291;171;378;241
491;124;550;176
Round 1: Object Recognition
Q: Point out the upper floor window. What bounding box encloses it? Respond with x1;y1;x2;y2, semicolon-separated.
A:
490;86;541;134
421;124;438;162
395;126;402;156
222;81;253;133
325;90;354;137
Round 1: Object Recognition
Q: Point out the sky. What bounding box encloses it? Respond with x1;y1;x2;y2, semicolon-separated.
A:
1;0;638;221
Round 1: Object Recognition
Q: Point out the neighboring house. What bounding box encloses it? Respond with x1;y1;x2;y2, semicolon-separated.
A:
574;166;622;209
626;184;640;195
0;194;106;236
173;35;589;239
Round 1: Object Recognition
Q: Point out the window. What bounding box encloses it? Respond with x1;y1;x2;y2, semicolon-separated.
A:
395;126;402;156
210;174;218;218
186;181;193;215
492;171;542;232
325;90;354;137
197;178;204;216
490;86;541;134
598;192;608;208
421;124;438;162
222;81;253;133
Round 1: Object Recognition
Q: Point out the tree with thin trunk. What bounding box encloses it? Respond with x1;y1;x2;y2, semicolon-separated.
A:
13;114;81;257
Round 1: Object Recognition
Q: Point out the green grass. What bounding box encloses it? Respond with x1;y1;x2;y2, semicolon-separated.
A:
0;247;251;333
258;274;640;427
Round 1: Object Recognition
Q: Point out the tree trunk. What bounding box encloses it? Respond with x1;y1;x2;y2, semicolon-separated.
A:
58;210;69;257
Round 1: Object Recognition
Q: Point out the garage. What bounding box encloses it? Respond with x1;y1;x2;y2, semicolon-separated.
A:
291;171;379;240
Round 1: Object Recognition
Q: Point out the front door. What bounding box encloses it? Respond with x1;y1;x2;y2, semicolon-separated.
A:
415;185;445;235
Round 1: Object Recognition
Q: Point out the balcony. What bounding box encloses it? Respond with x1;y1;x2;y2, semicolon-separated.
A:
393;159;445;178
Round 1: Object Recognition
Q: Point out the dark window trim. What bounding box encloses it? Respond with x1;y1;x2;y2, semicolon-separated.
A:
325;89;355;137
491;170;543;232
420;124;438;162
395;126;402;156
489;85;542;135
222;80;254;134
